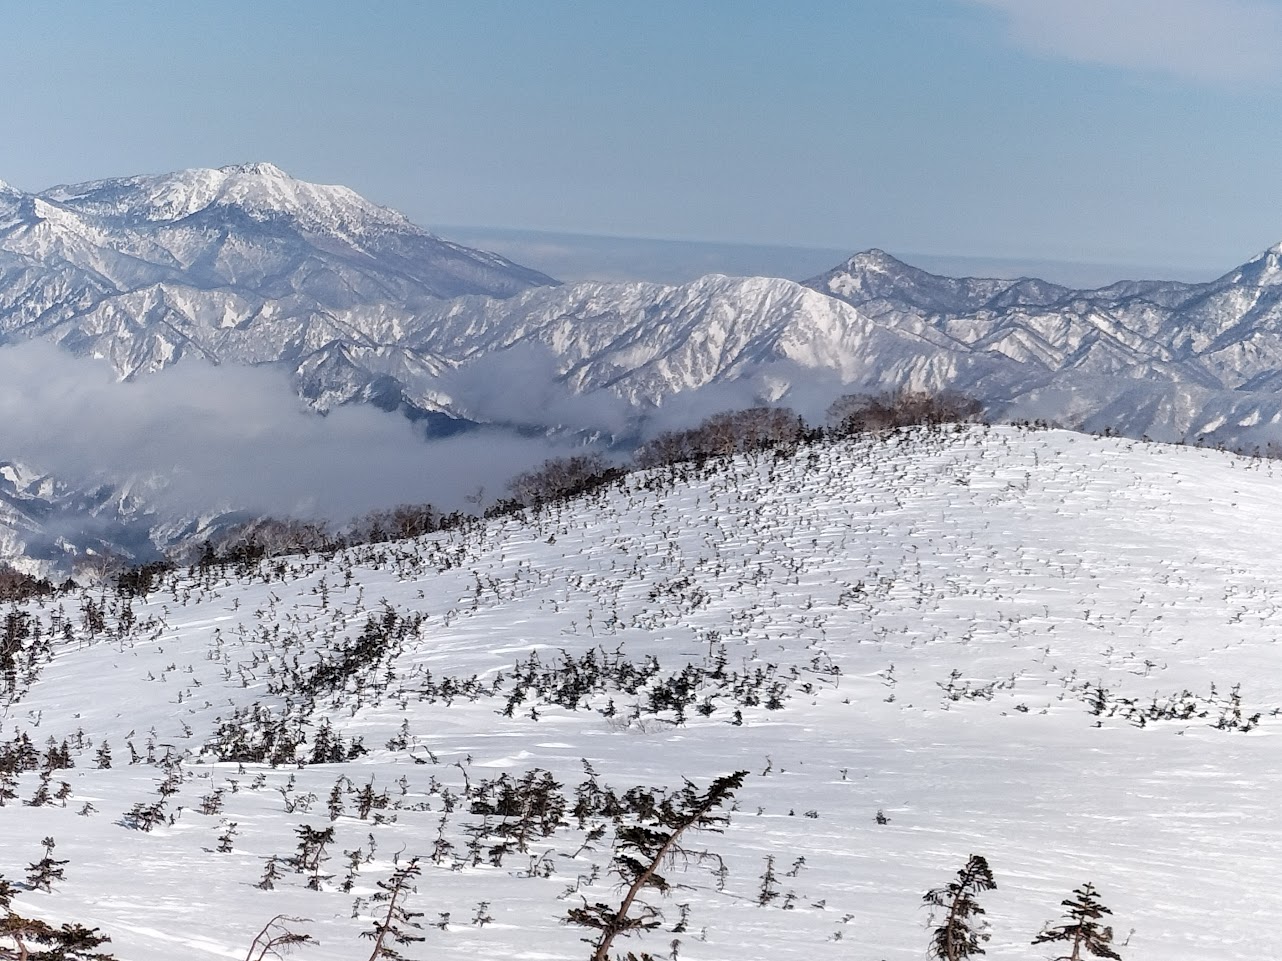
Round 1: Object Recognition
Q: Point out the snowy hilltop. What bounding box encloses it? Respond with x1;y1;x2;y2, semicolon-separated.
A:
1;424;1281;959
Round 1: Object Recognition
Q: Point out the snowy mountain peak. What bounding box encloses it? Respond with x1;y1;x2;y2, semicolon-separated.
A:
0;180;23;223
40;163;417;238
817;248;937;288
0;164;560;409
217;161;289;178
843;247;915;273
1221;242;1282;287
805;247;965;309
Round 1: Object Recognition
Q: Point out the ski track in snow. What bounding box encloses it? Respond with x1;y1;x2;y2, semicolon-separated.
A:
2;425;1280;960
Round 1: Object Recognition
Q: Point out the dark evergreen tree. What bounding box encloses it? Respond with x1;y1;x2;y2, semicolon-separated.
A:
923;854;996;961
256;856;282;892
567;770;746;961
327;778;347;821
26;836;68;893
1033;883;1123;960
0;913;115;960
216;822;238;854
25;772;53;808
119;798;166;832
290;824;336;891
362;858;425;960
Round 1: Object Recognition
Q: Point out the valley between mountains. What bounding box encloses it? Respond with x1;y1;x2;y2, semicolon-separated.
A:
2;425;1281;960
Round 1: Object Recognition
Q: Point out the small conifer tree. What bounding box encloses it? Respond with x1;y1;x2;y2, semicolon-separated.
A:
1033;883;1122;960
567;770;747;961
924;854;996;961
26;836;69;892
289;824;335;891
25;772;53;808
362;858;425;960
256;856;282;891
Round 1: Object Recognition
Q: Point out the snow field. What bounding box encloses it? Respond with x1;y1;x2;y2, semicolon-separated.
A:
3;425;1282;959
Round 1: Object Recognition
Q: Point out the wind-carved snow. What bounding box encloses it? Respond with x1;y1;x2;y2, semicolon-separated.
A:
2;426;1282;960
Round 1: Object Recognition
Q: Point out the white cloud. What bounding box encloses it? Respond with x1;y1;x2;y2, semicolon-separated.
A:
0;341;572;520
970;0;1282;84
0;341;845;527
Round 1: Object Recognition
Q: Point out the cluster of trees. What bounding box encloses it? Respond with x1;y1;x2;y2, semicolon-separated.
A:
194;504;467;572
827;389;983;437
634;407;812;469
502;390;984;512
926;854;1123;961
0;565;61;604
500;454;625;511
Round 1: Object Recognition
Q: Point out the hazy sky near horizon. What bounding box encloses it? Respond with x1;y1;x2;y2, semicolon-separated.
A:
2;1;1281;274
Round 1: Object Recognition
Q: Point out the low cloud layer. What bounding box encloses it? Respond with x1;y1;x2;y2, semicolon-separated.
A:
971;0;1282;85
0;340;863;534
0;341;575;521
448;343;636;437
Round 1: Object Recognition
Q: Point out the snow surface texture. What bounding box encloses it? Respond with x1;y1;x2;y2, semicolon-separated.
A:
1;425;1279;960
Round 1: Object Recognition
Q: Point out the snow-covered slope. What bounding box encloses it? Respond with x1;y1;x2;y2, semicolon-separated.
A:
2;425;1281;960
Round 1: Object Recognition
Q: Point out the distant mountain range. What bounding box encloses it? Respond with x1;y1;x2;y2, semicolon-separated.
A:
0;460;235;577
4;162;1282;446
5;162;1282;570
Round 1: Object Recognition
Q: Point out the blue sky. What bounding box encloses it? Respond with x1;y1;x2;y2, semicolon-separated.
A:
2;0;1281;275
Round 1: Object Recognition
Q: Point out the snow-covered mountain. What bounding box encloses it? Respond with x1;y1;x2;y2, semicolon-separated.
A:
3;425;1282;960
6;163;1282;452
801;248;1282;447
375;249;1282;452
0;461;240;577
0;162;556;416
13;162;1282;573
441;241;1282;451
